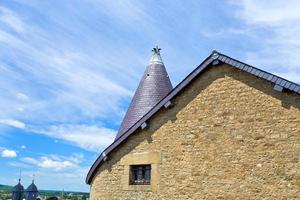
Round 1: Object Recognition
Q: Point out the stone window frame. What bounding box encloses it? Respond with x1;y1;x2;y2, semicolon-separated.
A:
129;164;151;185
121;152;161;191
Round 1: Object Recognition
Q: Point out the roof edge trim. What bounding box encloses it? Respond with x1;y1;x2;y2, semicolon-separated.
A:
86;50;300;184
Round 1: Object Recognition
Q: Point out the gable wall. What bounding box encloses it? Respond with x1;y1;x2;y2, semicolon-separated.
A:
90;64;300;200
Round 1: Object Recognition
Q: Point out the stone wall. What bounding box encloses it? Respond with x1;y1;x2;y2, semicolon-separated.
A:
90;64;300;200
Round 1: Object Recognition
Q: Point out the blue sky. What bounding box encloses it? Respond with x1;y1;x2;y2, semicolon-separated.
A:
0;0;299;192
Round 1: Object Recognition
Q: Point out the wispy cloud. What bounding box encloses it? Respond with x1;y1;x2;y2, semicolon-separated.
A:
20;167;90;191
30;124;116;152
16;92;29;101
21;157;74;171
0;6;25;33
20;153;84;171
0;2;136;150
0;118;25;129
1;0;299;192
228;0;300;83
16;153;89;191
9;161;31;168
232;0;300;24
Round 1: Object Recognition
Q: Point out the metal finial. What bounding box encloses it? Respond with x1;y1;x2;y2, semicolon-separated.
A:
211;50;219;60
19;169;21;182
152;46;161;54
32;174;35;183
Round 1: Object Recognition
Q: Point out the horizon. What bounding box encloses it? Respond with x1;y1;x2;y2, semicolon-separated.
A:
0;0;300;192
0;183;88;194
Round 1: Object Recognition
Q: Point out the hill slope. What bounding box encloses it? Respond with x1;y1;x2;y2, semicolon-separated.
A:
0;184;13;192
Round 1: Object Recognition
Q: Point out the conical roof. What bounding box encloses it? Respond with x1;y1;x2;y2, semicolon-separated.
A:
116;46;173;140
12;179;24;192
26;181;37;192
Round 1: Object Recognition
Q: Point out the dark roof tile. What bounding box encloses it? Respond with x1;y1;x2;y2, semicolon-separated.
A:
115;46;173;140
12;180;24;192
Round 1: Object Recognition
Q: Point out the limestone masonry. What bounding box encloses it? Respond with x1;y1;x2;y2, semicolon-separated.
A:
88;50;300;200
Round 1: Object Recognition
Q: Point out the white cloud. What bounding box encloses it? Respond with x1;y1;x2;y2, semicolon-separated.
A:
17;107;25;112
229;0;300;83
90;0;153;25
16;153;90;191
23;157;74;171
0;5;137;126
16;93;29;101
20;166;90;191
0;118;26;129
21;154;84;171
21;145;26;149
1;149;17;158
31;124;116;152
232;0;300;25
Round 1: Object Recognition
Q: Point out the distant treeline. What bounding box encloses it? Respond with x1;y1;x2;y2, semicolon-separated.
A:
0;184;13;191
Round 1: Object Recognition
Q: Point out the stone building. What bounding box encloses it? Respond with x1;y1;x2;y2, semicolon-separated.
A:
86;48;300;199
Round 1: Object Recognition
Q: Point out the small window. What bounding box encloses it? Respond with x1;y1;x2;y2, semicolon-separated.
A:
130;165;151;185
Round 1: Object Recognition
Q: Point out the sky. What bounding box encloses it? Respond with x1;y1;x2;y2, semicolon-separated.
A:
0;0;299;192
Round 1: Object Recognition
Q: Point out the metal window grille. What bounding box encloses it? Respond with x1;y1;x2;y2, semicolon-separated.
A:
130;165;151;185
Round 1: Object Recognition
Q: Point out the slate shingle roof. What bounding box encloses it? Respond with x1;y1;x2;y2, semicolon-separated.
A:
12;180;24;192
116;46;173;140
12;180;24;200
25;181;38;200
26;182;37;192
86;50;300;184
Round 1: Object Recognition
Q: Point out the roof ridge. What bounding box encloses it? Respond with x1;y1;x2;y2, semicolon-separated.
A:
86;50;300;184
215;51;300;91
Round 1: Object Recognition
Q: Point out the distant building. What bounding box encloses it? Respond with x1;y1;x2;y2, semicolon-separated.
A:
12;179;39;200
25;180;38;200
12;179;24;200
86;48;300;199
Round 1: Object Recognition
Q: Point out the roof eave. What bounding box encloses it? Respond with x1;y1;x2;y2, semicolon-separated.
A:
86;53;214;184
86;50;300;184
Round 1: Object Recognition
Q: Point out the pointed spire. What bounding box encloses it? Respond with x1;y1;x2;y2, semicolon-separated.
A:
115;46;173;140
12;179;24;192
25;178;38;200
26;174;37;193
12;177;24;200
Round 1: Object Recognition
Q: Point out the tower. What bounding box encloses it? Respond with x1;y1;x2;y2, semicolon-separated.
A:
12;179;24;200
116;46;173;140
25;180;38;200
